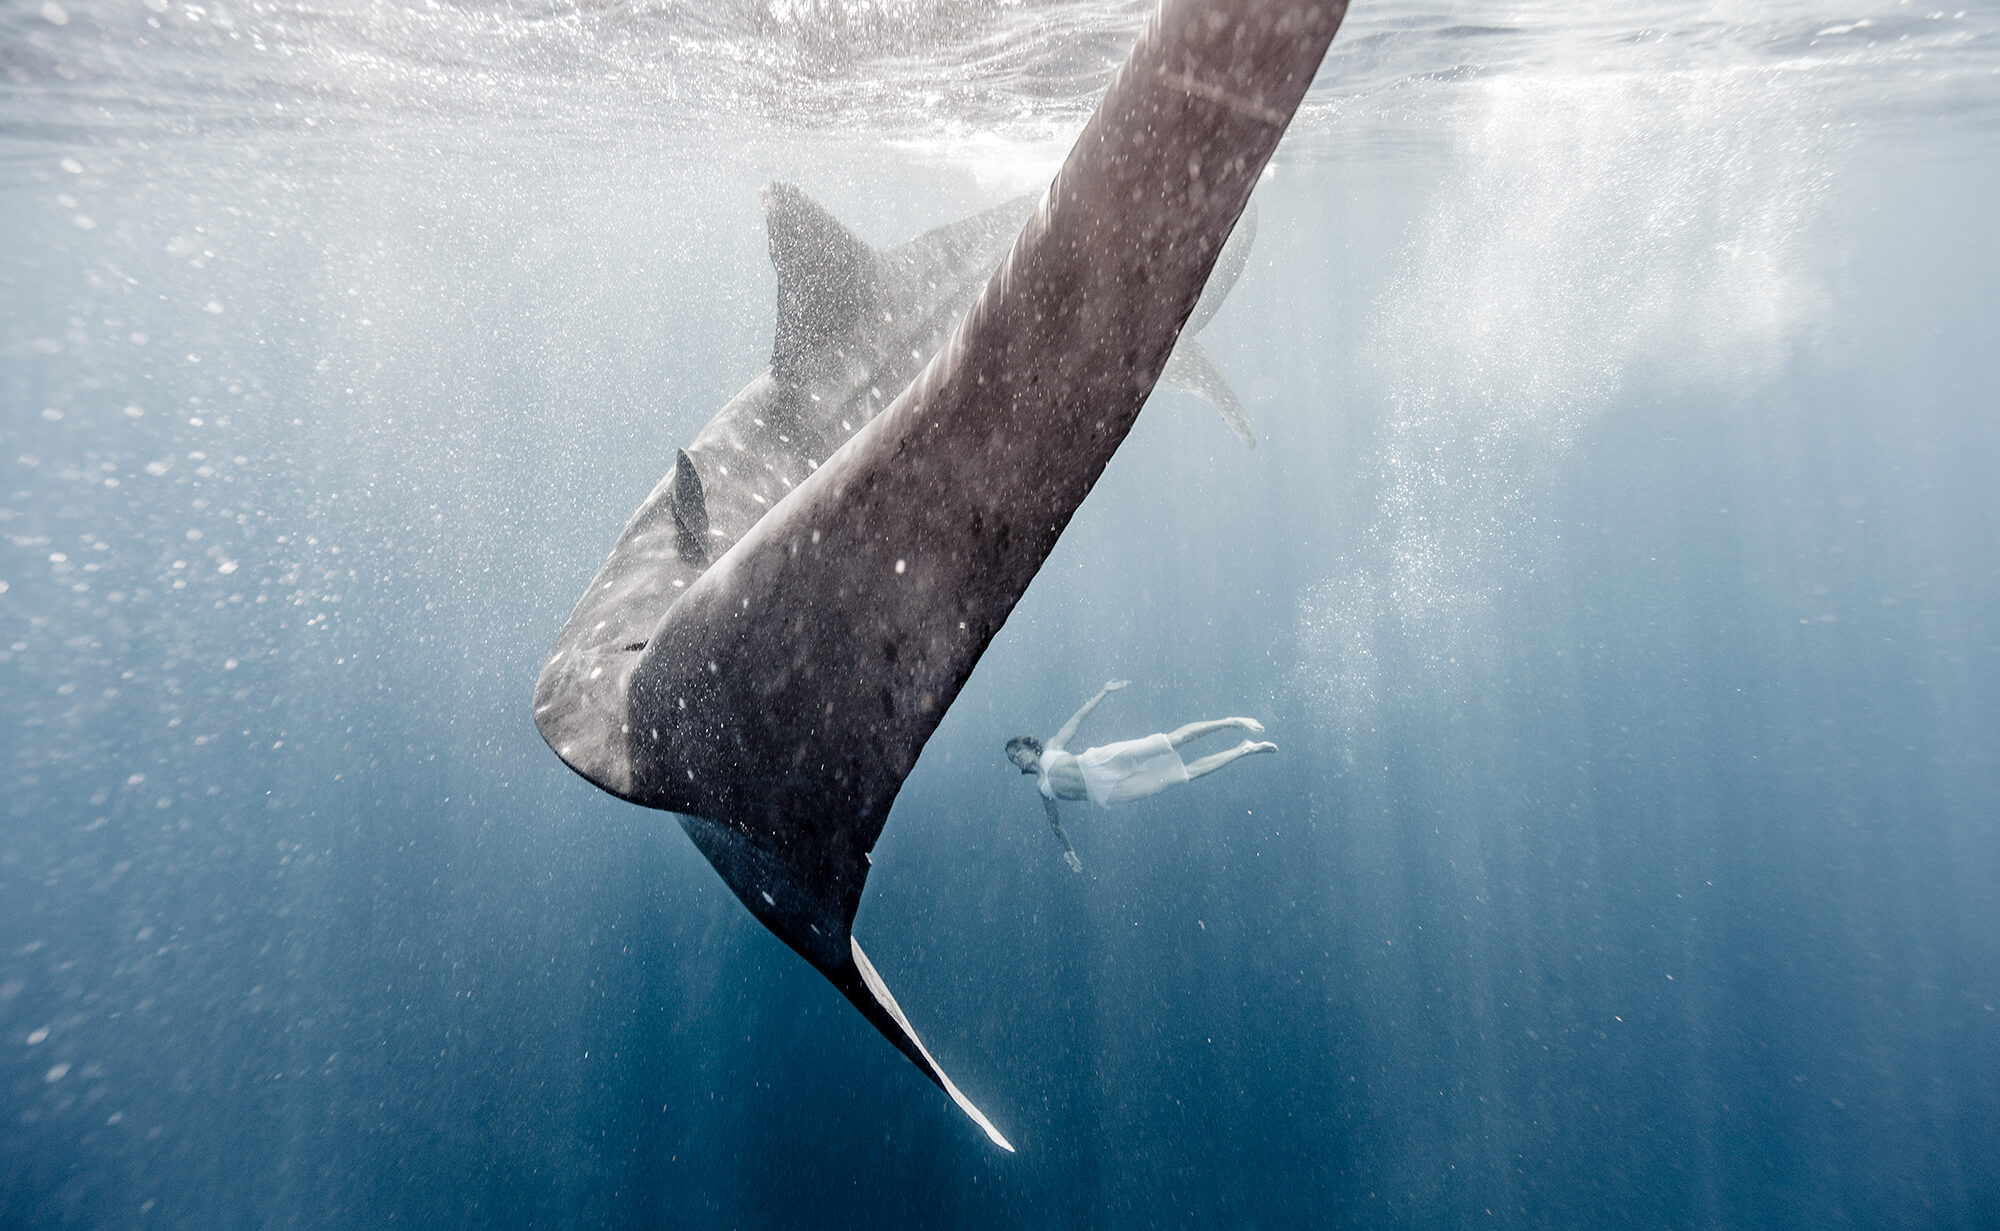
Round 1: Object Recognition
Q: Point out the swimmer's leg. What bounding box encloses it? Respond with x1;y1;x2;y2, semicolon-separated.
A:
1183;739;1278;780
1163;717;1266;750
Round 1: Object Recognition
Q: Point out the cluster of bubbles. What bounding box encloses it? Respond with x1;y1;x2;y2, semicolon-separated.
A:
1292;1;1892;738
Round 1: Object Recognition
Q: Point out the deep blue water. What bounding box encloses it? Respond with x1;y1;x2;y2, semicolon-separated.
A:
5;2;1999;1227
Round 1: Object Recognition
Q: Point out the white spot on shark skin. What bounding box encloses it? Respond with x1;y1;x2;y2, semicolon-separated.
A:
672;578;686;588
761;891;776;906
717;465;729;477
895;559;907;574
590;667;604;679
752;493;767;505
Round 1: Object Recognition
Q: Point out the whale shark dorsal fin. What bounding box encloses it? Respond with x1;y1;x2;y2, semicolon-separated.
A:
763;182;876;380
668;448;709;566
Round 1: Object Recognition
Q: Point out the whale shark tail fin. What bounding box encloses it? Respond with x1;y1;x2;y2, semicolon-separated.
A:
763;182;878;381
843;938;1015;1152
676;812;1012;1149
1163;338;1258;448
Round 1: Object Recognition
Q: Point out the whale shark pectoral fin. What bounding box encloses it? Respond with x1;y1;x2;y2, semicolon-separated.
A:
1187;196;1258;336
763;182;878;381
668;448;710;566
1163;338;1258;449
845;938;1015;1152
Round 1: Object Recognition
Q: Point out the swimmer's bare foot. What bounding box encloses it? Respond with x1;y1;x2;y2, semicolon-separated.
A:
1244;740;1277;755
1064;850;1084;874
1232;717;1266;735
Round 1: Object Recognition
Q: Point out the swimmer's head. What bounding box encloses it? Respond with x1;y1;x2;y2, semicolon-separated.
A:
1004;735;1043;773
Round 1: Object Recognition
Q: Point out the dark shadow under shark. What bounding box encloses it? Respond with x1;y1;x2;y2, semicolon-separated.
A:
535;0;1349;1150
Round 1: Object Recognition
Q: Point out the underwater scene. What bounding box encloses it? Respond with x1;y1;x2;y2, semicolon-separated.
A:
4;0;1998;1226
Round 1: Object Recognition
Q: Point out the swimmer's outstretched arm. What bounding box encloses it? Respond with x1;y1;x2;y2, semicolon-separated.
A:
1049;679;1129;751
1043;797;1084;874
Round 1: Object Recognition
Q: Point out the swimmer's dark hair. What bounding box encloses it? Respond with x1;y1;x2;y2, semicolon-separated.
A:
1004;734;1043;772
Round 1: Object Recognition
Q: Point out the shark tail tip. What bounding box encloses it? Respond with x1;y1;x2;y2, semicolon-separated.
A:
847;937;1014;1152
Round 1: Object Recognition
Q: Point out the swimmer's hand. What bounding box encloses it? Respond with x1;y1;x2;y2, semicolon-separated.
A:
1064;850;1084;874
1103;679;1130;692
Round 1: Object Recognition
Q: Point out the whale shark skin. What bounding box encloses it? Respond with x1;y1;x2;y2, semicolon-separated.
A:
534;0;1348;1149
536;185;1257;803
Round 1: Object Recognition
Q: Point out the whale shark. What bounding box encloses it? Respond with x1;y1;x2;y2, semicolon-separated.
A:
534;185;1257;804
535;0;1348;1150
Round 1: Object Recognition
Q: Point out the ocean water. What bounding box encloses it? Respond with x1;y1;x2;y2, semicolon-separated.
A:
4;0;1998;1226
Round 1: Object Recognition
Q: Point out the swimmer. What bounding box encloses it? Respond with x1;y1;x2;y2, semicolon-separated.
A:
1005;680;1276;872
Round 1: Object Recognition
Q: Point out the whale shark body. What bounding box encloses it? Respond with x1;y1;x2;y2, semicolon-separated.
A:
537;185;1259;800
535;0;1349;1149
